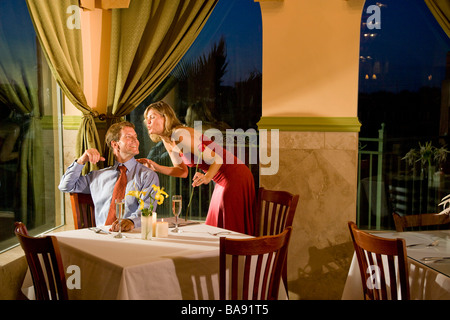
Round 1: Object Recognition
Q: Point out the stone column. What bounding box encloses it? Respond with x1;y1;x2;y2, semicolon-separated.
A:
258;118;360;299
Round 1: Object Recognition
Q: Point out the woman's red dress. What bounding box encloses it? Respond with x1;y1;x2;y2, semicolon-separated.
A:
181;135;255;235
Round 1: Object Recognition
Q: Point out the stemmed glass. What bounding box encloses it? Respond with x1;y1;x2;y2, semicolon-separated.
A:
114;199;125;238
171;195;182;233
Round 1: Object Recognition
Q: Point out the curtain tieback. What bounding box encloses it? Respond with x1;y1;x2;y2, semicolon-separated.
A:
83;111;122;121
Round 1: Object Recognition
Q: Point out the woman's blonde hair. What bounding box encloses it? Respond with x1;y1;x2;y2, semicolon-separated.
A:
144;101;183;142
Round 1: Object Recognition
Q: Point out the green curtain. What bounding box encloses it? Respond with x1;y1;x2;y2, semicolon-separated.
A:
26;0;103;174
105;0;218;164
0;2;43;226
425;0;450;38
25;0;218;168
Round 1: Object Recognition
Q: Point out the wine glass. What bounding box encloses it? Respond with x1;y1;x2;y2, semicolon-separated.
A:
171;195;182;233
114;199;125;238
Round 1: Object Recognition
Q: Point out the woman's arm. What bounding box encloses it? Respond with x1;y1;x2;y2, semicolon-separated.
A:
137;132;189;178
137;153;188;178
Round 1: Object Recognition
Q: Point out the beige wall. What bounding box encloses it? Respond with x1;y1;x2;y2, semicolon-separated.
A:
64;7;111;117
81;8;111;114
260;0;363;117
258;0;364;299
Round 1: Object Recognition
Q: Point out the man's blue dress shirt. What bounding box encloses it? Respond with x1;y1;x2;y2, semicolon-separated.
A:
59;158;159;227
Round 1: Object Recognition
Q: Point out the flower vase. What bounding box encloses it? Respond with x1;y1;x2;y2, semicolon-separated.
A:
141;215;152;240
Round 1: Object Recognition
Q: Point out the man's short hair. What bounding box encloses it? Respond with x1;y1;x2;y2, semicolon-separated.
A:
105;121;135;149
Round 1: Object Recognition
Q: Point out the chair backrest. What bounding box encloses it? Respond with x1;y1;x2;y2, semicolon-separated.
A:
254;187;299;237
347;221;410;300
219;227;292;300
14;222;68;300
70;192;96;229
392;212;450;232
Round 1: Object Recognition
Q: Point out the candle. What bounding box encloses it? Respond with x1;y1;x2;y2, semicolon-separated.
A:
152;212;157;237
156;219;169;238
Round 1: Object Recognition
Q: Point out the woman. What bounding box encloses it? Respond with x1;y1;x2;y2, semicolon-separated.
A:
139;101;255;235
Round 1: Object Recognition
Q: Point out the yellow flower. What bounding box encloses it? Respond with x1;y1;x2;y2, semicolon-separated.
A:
151;184;169;205
126;183;169;216
126;189;147;211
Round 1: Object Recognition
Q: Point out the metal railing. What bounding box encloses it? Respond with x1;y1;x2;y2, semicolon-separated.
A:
357;124;385;229
357;124;447;230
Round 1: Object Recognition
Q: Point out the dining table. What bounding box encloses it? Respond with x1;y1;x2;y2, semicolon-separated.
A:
342;229;450;300
21;221;258;300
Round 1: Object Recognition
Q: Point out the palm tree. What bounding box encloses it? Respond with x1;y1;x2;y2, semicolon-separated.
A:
171;36;228;115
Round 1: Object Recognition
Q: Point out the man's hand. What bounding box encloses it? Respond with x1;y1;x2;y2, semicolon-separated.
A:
110;219;135;232
77;148;105;165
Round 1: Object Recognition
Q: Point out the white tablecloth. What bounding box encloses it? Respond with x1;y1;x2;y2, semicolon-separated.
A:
22;223;253;300
342;230;450;300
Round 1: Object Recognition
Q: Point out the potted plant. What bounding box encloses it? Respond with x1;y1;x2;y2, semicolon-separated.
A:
402;141;448;186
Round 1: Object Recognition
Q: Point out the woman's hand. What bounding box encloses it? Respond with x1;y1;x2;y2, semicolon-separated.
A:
137;158;158;172
192;171;211;187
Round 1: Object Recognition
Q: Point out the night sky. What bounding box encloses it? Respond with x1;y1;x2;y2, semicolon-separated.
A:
0;1;37;74
180;0;262;87
359;0;450;93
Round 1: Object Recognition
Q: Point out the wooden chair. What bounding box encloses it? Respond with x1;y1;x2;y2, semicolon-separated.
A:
348;221;410;300
70;192;96;229
254;187;299;295
219;227;292;300
14;222;68;300
254;187;299;236
392;212;450;232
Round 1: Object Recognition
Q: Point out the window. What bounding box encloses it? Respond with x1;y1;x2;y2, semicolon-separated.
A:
128;0;262;219
357;0;450;229
0;0;64;252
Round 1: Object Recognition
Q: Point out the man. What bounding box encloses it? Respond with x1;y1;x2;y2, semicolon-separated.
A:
59;121;159;231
